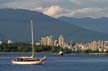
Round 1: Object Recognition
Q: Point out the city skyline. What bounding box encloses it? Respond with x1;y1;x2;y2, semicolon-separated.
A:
1;35;108;53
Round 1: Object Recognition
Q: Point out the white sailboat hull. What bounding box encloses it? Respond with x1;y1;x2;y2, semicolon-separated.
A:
12;60;43;65
11;57;47;65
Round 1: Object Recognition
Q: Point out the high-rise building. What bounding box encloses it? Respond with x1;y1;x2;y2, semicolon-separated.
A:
40;36;53;46
90;41;97;51
104;41;108;47
40;37;47;46
54;40;58;46
58;35;64;47
46;36;53;46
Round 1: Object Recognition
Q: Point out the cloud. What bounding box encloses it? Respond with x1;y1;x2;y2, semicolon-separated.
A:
0;0;108;18
92;0;108;2
58;7;108;18
1;0;41;9
44;0;58;2
75;0;80;4
70;0;81;4
43;5;62;17
34;7;44;12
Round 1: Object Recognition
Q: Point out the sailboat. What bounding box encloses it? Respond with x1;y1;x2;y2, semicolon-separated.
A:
58;51;64;56
11;20;47;65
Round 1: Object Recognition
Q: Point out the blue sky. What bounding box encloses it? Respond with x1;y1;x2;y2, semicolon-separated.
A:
0;0;108;18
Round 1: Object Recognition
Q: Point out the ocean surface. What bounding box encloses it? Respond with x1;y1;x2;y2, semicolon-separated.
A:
0;53;108;71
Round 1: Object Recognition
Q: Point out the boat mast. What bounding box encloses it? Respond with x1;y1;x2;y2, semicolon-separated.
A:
31;20;34;58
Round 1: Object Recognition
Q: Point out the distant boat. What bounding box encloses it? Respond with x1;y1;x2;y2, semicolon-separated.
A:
11;20;47;65
58;51;64;56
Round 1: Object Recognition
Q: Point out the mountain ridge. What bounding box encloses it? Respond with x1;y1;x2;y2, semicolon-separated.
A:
58;16;108;34
0;9;108;42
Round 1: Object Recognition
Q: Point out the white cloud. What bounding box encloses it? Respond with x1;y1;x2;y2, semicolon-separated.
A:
33;7;44;12
1;0;108;18
92;0;108;2
57;7;108;18
43;5;62;17
0;0;42;10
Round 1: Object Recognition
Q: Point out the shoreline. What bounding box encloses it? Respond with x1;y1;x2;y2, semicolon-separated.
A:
0;52;52;54
0;52;108;55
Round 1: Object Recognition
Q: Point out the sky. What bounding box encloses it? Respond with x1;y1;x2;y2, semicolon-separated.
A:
0;0;108;18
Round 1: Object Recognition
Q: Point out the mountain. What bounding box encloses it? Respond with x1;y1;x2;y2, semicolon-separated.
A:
0;9;108;43
58;16;108;34
0;33;5;40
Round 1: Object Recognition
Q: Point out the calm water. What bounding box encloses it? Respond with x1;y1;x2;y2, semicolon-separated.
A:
0;53;108;71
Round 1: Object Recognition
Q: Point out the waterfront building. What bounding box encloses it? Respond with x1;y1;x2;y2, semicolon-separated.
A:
54;40;58;46
7;40;13;44
40;36;53;46
46;36;53;46
0;41;2;45
35;42;40;46
40;37;47;46
90;41;97;51
104;41;108;48
58;35;64;47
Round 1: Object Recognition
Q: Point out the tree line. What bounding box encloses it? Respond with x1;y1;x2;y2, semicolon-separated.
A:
0;43;72;53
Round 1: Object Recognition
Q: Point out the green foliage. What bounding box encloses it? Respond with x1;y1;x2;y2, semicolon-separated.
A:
2;43;106;54
0;43;67;53
63;48;72;53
